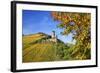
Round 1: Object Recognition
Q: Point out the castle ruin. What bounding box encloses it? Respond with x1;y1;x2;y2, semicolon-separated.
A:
49;31;57;43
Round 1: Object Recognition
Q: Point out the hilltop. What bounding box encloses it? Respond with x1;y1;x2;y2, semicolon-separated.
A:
22;32;67;62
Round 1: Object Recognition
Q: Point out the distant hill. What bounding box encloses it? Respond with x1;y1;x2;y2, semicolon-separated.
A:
22;32;66;63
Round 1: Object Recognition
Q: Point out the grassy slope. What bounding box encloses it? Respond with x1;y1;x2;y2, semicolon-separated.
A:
22;33;60;63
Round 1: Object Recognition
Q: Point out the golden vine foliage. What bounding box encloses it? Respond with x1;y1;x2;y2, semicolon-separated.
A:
51;11;91;60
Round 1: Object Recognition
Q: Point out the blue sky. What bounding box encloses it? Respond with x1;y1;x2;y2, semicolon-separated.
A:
22;10;75;44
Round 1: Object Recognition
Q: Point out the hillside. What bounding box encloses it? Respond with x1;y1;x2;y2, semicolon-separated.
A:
22;32;66;63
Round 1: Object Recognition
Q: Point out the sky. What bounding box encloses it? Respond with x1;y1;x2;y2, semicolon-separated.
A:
22;10;75;44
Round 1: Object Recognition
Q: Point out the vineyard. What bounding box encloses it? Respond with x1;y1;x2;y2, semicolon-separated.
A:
22;33;69;62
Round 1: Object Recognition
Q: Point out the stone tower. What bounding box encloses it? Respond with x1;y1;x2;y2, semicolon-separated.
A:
51;31;57;42
52;31;55;38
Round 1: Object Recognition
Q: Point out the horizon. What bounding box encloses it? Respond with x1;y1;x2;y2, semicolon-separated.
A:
22;10;75;44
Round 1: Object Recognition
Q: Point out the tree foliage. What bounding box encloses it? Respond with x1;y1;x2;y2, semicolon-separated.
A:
51;11;91;60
